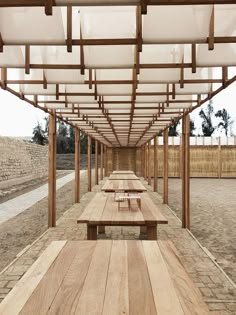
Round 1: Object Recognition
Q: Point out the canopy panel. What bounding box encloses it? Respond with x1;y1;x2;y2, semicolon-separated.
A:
0;2;236;147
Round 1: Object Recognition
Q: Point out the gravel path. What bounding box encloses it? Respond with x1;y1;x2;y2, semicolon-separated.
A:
0;170;92;272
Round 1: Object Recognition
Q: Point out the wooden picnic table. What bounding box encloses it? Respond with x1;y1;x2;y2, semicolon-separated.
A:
77;192;168;240
0;240;210;315
112;170;134;174
102;179;146;192
109;174;139;180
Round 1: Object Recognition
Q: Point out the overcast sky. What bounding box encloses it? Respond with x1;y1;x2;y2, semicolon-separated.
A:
0;81;235;138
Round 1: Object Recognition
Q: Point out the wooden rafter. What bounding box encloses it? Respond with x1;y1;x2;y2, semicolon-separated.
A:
2;0;235;7
209;5;215;50
0;33;3;53
67;5;72;52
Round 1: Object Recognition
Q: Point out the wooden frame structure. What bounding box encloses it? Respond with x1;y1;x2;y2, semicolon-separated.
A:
1;2;236;228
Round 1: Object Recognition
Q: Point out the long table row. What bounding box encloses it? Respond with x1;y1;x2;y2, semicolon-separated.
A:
0;170;211;314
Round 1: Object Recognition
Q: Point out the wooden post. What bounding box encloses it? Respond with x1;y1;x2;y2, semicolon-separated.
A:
95;140;98;185
154;135;158;192
75;128;80;203
148;140;151;185
145;143;148;181
163;129;168;204
218;137;222;178
48;111;56;228
143;145;146;179
100;143;104;180
88;135;92;192
104;145;107;177
182;113;190;229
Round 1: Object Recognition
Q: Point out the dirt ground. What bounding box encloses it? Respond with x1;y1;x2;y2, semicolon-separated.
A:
0;171;93;272
156;177;236;284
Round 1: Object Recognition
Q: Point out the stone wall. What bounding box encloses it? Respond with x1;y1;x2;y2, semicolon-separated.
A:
0;137;48;188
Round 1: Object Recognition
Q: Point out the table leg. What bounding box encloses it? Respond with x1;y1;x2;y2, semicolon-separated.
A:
87;225;97;240
147;225;157;240
140;226;147;235
98;225;105;234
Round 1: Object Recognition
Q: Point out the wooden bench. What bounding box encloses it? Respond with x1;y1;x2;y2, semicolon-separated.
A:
102;179;147;193
0;240;210;315
77;192;168;240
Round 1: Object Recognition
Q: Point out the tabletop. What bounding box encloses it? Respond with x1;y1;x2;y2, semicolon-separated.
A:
0;240;210;315
109;174;139;180
102;179;147;192
112;170;134;174
78;192;168;226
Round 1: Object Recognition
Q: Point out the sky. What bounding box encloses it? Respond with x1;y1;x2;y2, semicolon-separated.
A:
0;81;236;138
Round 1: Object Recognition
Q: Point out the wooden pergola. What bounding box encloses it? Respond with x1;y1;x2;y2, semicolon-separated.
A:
0;0;236;229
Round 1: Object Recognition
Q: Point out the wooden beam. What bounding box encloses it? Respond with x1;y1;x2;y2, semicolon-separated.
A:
100;143;104;180
48;110;56;227
1;1;236;7
87;135;92;192
163;128;168;204
0;32;3;53
180;58;184;88
191;43;196;73
182;113;190;229
1;68;7;89
56;83;59;100
141;0;147;14
43;72;47;89
222;66;228;88
89;69;93;89
25;45;30;74
95;140;98;185
153;135;158;192
148;140;151;185
209;5;215;50
80;28;85;75
137;5;142;52
45;0;53;16
75;128;80;203
67;5;72;52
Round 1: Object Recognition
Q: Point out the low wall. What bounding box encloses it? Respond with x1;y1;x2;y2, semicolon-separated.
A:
0;137;48;189
105;145;236;178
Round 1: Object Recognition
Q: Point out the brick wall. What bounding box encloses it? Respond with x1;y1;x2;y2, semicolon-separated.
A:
0;137;48;188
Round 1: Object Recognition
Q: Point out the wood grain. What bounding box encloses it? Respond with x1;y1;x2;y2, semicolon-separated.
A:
102;241;129;315
0;241;66;315
127;241;157;315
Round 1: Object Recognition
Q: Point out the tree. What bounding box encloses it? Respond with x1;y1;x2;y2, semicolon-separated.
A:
32;122;47;145
215;108;234;136
168;121;179;136
199;101;215;136
190;119;196;136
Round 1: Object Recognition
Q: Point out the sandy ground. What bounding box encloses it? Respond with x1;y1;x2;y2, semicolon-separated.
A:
156;177;236;284
0;170;93;272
